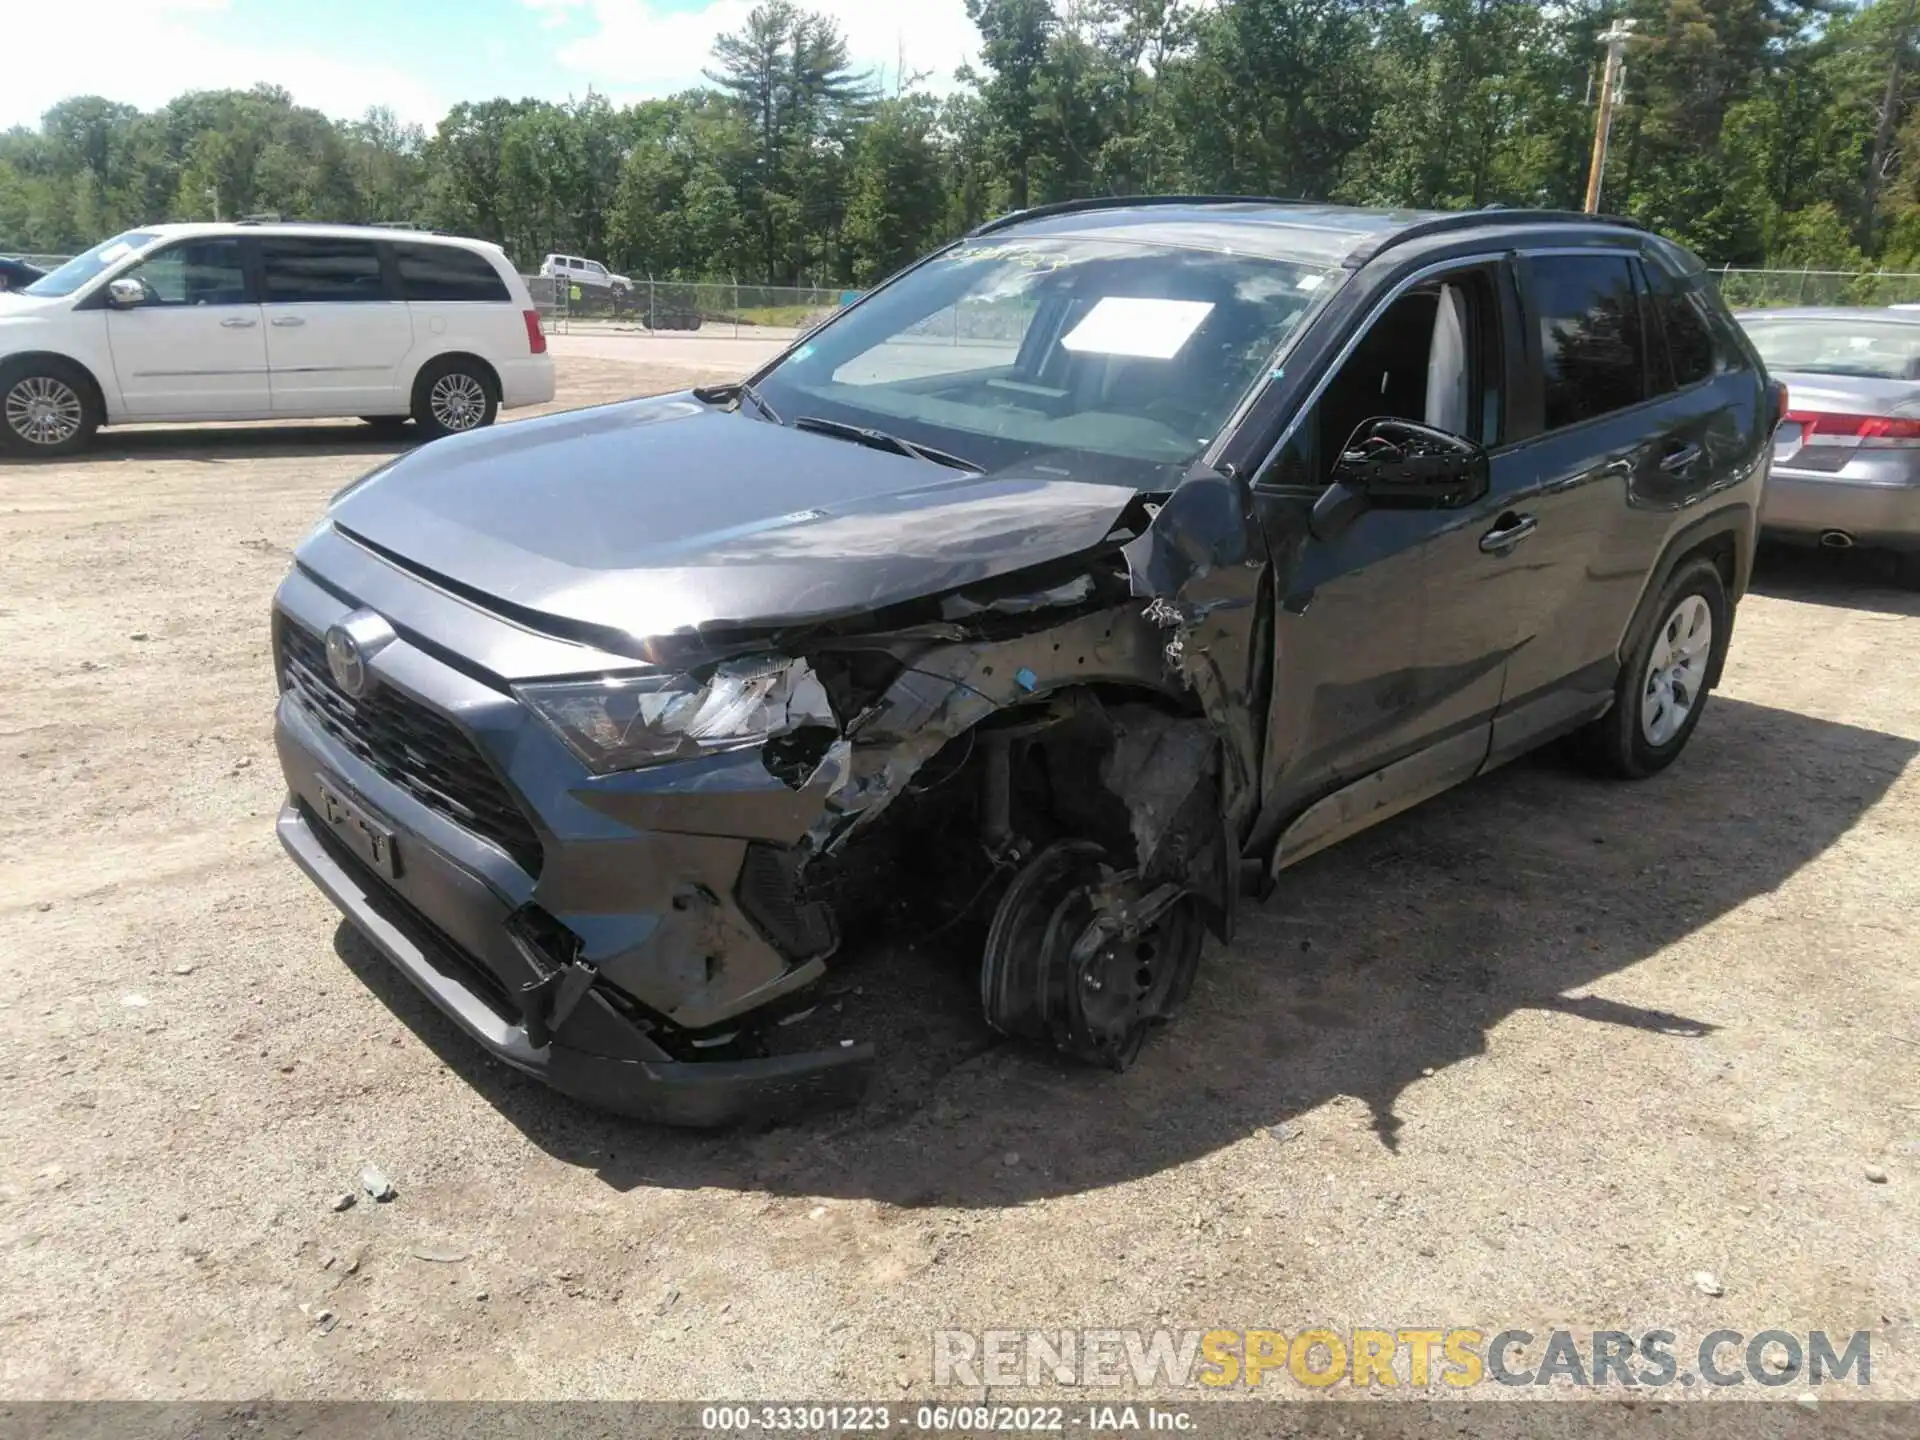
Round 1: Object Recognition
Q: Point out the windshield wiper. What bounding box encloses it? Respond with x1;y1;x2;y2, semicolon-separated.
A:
692;380;781;425
794;415;981;472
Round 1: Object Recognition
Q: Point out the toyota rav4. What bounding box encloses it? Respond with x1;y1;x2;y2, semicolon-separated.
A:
271;199;1776;1125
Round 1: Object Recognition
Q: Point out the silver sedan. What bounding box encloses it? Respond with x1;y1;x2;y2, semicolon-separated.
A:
1738;306;1920;585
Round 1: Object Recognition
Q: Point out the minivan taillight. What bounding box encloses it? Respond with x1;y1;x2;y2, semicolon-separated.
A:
523;309;548;355
1785;408;1920;447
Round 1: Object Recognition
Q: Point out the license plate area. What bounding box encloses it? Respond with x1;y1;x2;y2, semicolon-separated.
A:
316;776;401;880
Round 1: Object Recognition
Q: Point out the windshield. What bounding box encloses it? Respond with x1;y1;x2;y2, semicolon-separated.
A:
753;236;1335;484
23;230;160;298
1743;317;1920;381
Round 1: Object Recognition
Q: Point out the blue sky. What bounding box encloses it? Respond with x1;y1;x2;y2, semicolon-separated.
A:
3;0;984;131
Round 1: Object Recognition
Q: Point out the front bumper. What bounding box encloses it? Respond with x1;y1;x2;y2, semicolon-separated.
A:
270;529;872;1126
278;800;870;1125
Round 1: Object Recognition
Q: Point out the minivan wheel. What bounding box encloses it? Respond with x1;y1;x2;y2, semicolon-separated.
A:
1573;557;1731;779
411;359;497;440
1;360;100;457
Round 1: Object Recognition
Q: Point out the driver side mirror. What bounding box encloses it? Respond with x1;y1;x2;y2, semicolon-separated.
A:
106;277;150;309
1310;417;1489;539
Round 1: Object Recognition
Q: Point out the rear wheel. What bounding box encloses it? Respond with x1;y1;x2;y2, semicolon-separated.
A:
1;359;100;457
411;358;497;441
1572;557;1730;779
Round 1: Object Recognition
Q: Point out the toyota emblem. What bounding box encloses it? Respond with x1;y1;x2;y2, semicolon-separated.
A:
324;610;397;698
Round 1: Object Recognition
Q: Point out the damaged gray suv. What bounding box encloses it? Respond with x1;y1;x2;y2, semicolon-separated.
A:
273;198;1776;1125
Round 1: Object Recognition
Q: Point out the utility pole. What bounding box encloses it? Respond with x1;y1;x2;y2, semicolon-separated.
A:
1584;19;1636;214
1865;0;1920;246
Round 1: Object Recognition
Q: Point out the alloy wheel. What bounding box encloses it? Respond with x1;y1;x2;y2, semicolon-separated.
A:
428;372;488;432
5;375;84;448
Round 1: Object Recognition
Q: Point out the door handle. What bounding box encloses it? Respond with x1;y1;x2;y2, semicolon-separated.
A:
219;316;257;329
1660;441;1703;472
1479;512;1538;554
270;316;306;328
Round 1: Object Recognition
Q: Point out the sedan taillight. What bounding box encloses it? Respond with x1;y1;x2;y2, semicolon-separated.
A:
1784;409;1920;447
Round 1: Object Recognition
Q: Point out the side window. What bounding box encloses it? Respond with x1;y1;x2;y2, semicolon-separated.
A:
1305;266;1505;483
1645;262;1717;389
395;243;511;303
125;239;248;306
260;238;387;303
1529;254;1645;430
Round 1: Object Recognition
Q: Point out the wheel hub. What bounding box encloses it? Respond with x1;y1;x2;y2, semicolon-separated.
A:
981;841;1202;1070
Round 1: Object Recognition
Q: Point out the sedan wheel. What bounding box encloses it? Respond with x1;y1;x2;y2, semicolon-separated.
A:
1640;593;1713;747
5;374;85;449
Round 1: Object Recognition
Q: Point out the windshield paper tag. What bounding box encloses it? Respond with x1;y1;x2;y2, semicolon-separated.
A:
1061;297;1214;360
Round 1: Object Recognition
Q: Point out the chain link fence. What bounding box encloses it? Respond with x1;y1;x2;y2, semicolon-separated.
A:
525;277;854;337
1709;267;1920;309
18;242;1920;324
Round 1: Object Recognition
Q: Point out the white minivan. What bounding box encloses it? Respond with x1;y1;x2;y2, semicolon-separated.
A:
0;223;555;456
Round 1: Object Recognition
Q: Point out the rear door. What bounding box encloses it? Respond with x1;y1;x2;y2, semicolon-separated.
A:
258;236;414;415
1478;250;1656;765
103;236;268;417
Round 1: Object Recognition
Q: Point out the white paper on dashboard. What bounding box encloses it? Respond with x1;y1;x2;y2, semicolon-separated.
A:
1060;297;1215;360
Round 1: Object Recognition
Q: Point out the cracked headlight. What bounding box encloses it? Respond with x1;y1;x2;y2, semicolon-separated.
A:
515;656;834;774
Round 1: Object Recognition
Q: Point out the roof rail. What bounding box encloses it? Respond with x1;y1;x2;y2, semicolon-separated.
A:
968;194;1310;238
1345;207;1645;265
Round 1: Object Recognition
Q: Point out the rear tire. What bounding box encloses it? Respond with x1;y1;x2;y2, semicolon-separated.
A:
1572;557;1730;779
411;358;497;441
1;358;100;457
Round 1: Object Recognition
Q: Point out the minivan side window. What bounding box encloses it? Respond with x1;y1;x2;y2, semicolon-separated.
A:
124;238;249;306
1529;254;1645;431
260;237;388;303
395;243;511;303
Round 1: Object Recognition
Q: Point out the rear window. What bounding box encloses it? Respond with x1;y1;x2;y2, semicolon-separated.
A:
1529;254;1646;431
261;237;387;303
1741;317;1920;381
395;243;510;303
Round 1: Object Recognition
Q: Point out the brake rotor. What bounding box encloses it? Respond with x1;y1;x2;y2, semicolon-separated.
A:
981;841;1203;1069
980;841;1105;1042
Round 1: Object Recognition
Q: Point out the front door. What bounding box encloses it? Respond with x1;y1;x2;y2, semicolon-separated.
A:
104;237;268;418
1254;261;1523;861
258;236;415;416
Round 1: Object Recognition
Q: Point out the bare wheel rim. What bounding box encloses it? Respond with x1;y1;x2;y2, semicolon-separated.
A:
5;375;84;447
428;372;487;431
1641;593;1713;747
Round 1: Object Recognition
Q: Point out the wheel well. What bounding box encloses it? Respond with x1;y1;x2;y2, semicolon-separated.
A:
413;351;501;404
1679;530;1737;595
1;351;107;419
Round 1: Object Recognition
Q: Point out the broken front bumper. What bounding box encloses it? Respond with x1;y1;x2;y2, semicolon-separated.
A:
278;797;872;1126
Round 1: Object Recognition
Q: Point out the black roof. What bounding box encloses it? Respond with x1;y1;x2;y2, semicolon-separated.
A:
969;196;1646;267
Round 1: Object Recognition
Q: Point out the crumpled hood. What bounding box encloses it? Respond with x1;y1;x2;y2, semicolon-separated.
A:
327;394;1139;639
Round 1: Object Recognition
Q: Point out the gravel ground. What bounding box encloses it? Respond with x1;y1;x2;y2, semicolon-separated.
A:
1;352;1916;1408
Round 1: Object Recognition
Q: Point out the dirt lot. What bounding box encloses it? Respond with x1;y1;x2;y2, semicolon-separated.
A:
1;348;1917;1406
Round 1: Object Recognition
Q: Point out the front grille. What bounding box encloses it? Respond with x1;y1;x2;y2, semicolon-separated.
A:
279;618;544;876
736;842;836;961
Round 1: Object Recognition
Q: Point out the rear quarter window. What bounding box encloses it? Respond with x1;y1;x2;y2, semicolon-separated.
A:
395;243;511;303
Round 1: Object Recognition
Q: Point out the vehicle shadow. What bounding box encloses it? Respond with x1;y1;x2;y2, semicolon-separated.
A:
332;694;1916;1207
1750;540;1920;617
1;422;416;465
